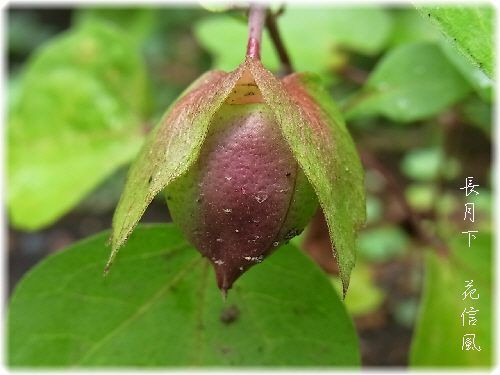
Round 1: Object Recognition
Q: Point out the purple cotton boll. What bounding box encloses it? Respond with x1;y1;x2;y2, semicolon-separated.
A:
166;89;318;294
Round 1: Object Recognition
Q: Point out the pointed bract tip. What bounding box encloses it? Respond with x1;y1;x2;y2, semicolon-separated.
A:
342;280;349;300
103;261;112;278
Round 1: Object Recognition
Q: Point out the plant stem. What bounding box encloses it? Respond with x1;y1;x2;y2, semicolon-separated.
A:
360;149;450;257
265;9;293;74
246;4;266;59
339;65;368;85
246;4;294;74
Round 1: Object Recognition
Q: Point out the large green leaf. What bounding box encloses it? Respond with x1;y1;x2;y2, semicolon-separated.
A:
387;8;440;47
345;42;471;122
418;6;494;78
387;9;492;102
8;21;149;230
74;8;157;47
195;7;392;74
8;224;360;367
410;233;492;367
23;20;149;115
439;40;493;102
250;63;366;295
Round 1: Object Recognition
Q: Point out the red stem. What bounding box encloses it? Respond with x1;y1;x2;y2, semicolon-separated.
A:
246;4;266;59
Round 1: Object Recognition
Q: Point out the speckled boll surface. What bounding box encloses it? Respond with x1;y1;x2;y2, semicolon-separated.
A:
166;102;318;292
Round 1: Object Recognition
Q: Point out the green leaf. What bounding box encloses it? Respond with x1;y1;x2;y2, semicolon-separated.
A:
8;224;360;367
387;9;441;47
388;9;492;101
8;21;149;230
439;40;493;102
195;7;392;74
410;233;493;367
331;262;385;316
401;148;444;182
251;63;366;295
366;195;383;224
194;16;280;72
466;189;492;230
344;42;471;122
393;298;419;328
405;184;436;211
74;8;157;47
277;7;392;70
109;69;243;266
401;147;460;183
357;226;408;262
462;96;493;136
199;1;233;13
24;21;149;115
418;6;494;77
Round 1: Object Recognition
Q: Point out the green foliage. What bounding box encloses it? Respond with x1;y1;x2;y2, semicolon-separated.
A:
74;8;157;46
387;9;440;46
401;147;460;182
8;224;360;367
410;233;492;367
332;262;385;316
366;195;383;224
401;148;443;182
388;8;492;102
358;226;408;262
8;20;149;230
418;6;494;77
393;298;419;328
439;41;493;102
195;16;279;72
7;5;495;369
195;7;392;75
8;12;59;57
345;42;471;122
462;96;492;135
25;21;148;114
387;8;492;102
405;184;437;211
468;189;493;226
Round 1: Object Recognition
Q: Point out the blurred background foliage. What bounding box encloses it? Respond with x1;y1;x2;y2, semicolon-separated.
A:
7;4;493;367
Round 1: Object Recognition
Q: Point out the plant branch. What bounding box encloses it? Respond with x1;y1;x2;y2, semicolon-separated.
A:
339;65;368;85
265;8;294;75
360;149;450;257
246;4;266;59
